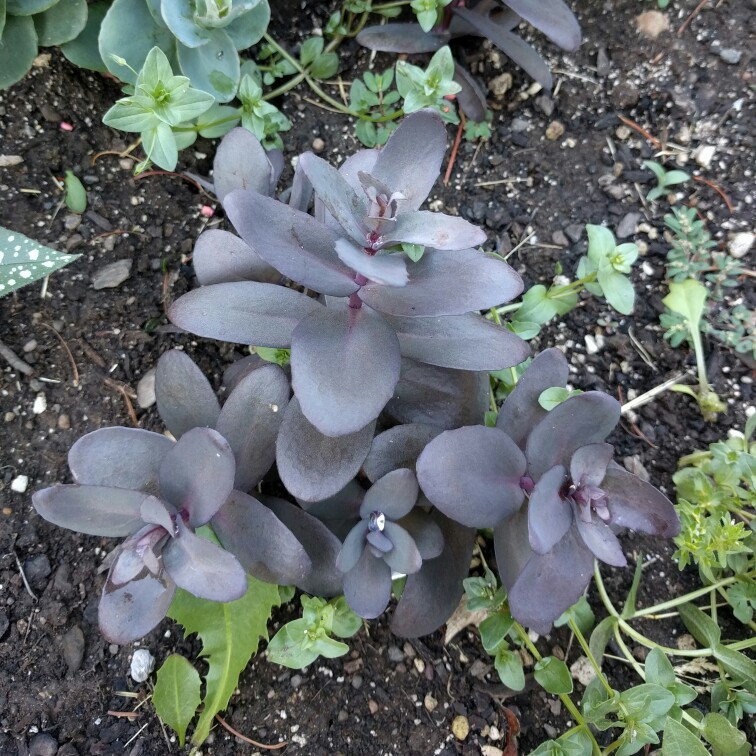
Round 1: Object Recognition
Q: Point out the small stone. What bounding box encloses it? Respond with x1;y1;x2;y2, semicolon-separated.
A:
119;158;134;171
413;657;426;674
488;725;501;740
4;411;15;422
351;674;363;690
616;212;640;239
482;747;504;756
33;393;47;414
551;230;569;247
23;339;38;353
534;95;554;117
130;648;155;682
452;715;470;740
402;641;416;658
545;121;565;141
11;475;29;493
624;455;650;482
635;11;669;39
25;554;52;586
29;732;58;756
63;214;81;232
312;137;325;153
61;626;85;674
367;699;379;715
290;674;302;688
509;117;529;133
584;334;600;355
728;232;754;259
694;145;716;169
387;645;404;663
57;414;71;430
65;235;84;252
596;47;610;76
565;224;583;243
424;693;438;713
488;73;513;98
136;368;157;409
92;259;132;290
0;155;24;167
719;48;742;65
570;656;596;686
337;709;348;723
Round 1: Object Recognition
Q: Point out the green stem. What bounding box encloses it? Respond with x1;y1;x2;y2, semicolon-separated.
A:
630;576;737;617
513;623;603;756
568;617;614;697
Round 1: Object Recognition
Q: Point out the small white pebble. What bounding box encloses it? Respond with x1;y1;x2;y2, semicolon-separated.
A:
32;393;47;414
11;475;29;493
130;648;155;682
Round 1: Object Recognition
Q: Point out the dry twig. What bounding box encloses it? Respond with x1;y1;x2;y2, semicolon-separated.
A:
214;714;288;750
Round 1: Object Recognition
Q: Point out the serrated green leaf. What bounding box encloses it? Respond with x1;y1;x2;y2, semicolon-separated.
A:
701;712;748;751
168;575;280;746
677;603;721;648
534;656;573;695
0;226;80;298
661;717;708;756
495;648;525;690
153;654;202;747
589;616;617;669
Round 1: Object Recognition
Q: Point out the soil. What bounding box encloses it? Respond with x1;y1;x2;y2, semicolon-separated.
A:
0;1;753;754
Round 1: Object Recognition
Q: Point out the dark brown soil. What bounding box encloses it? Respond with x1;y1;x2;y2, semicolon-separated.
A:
1;1;753;754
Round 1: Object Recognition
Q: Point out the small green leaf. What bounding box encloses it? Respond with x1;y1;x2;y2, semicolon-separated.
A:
661;717;708;756
479;611;513;655
589;616;617;669
402;242;424;262
330;597;362;638
310;52;339;80
256;346;291;366
664;170;691;187
712;645;756;692
299;36;324;66
64;171;87;214
153;654;201;747
538;386;582;411
534;656;573;695
267;618;321;668
586;224;617;260
701;712;748;751
645;648;676;688
621;554;644;618
662;280;707;333
555;596;595;636
677;603;721;648
495;648;525;691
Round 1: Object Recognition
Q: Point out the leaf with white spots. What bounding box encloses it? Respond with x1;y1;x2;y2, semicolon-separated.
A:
1;226;80;297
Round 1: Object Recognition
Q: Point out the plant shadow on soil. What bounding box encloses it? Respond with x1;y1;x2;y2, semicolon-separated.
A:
0;1;753;754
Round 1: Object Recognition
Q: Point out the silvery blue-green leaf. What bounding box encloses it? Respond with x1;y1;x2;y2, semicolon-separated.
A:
196;103;240;137
7;0;56;13
596;265;634;315
60;1;109;72
0;226;79;297
177;29;239;103
662;280;707;332
100;0;176;85
102;97;159;132
161;0;210;47
664;170;690;187
0;15;38;91
173;128;197;150
224;0;269;50
169;86;214;122
137;45;177;90
586;224;616;262
34;0;88;46
143;121;179;170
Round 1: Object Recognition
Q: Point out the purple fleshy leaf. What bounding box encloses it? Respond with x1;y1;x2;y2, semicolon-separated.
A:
335;520;370;573
573;511;627;567
363;423;442;483
602;467;680;537
156;349;221;440
385;358;488;430
291;305;400;437
335;239;408;287
222;354;270;393
360;468;419;521
453;6;553;90
110;532;152;586
99;570;176;644
384;312;529;371
169;282;323;347
361;248;523;317
391;512;476;637
570;443;614;489
158;428;236;527
163;518;247;602
193;229;280;286
140;496;177;534
417;426;526;528
297;479;364;522
68;427;173;493
216;363;290;492
356;24;450;54
289;158;313;212
495;519;595;634
213;127;274;202
453;62;487;123
503;0;581;50
265;496;344;596
367;529;393;552
528;464;571;554
496;348;569;448
32;485;148;536
383;211;487;251
526;392;621;482
211;490;312;586
343;547;393;619
397;509;444;560
276;398;375;502
224;190;358;296
297;152;369;244
382;522;422;575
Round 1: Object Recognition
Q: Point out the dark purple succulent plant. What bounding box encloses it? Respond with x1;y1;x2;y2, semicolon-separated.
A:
32;426;247;644
416;348;680;633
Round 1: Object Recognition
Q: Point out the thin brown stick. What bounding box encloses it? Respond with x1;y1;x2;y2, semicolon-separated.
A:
693;175;734;214
678;0;710;36
41;323;79;386
0;338;34;375
443;112;466;186
214;714;288;750
107;710;140;719
617;114;660;148
13;549;39;602
103;377;139;427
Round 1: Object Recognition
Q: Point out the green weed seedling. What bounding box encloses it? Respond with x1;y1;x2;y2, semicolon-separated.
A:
643;160;691;202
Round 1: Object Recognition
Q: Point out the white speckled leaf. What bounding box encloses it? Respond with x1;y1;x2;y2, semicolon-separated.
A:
0;226;80;297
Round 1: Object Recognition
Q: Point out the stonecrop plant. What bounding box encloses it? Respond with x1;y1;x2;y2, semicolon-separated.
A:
31;109;691;749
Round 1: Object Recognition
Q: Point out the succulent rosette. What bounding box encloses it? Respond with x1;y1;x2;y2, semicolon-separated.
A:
416;348;680;633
